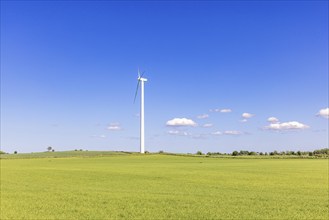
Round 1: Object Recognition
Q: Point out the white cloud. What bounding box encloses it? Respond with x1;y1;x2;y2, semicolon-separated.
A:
265;121;309;130
166;118;197;127
191;134;208;139
210;108;232;113
242;113;254;119
167;130;190;136
317;108;329;119
240;119;248;123
267;117;279;123
203;123;213;128
219;108;232;113
211;131;222;135
91;135;106;138
224;130;242;135
197;114;209;119
167;130;179;135
107;123;122;130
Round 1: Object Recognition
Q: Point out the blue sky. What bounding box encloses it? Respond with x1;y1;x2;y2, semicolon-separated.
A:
1;1;328;153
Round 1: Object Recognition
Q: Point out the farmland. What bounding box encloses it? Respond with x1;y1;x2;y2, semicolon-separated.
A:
1;153;328;219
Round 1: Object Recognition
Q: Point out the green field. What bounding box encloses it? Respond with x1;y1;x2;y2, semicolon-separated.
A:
1;153;328;219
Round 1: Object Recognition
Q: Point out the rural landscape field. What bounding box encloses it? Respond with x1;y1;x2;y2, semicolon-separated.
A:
1;152;328;219
1;1;328;219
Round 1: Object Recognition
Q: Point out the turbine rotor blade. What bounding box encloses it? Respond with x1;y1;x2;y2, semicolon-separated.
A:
133;80;140;103
140;71;146;78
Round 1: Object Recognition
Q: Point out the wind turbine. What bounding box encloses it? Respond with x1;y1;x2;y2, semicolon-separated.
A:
134;69;148;154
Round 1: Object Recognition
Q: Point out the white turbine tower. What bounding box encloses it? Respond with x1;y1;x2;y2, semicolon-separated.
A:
134;69;147;154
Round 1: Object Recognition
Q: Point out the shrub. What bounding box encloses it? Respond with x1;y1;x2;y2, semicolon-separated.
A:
314;148;329;155
196;151;203;155
239;150;249;155
232;151;238;156
14;151;17;154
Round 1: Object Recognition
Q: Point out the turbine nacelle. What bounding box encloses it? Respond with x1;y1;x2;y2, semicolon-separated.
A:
138;77;148;82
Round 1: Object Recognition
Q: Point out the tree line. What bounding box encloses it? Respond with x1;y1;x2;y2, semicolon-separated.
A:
198;148;329;157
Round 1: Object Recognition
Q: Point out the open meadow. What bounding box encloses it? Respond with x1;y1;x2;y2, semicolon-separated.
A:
1;152;328;219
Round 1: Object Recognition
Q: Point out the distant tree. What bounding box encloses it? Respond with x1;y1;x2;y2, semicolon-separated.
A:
52;149;55;152
0;150;5;154
273;150;278;155
74;149;78;151
314;148;329;155
144;151;149;154
79;149;83;151
232;151;239;156
158;150;164;154
269;152;275;156
206;152;212;156
239;150;249;155
297;151;302;156
196;151;203;155
248;151;257;156
308;152;313;156
14;151;17;154
259;152;264;155
265;152;268;156
47;146;52;152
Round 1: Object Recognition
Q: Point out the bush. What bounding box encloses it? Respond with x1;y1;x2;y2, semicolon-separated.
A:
196;151;203;155
232;151;238;156
309;152;313;156
14;151;17;154
144;151;149;154
239;150;249;155
314;148;329;155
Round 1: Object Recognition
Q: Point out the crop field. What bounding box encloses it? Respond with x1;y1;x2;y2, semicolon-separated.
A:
1;153;328;219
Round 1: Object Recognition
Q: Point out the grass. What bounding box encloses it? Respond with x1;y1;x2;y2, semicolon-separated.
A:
1;153;328;219
0;150;134;159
